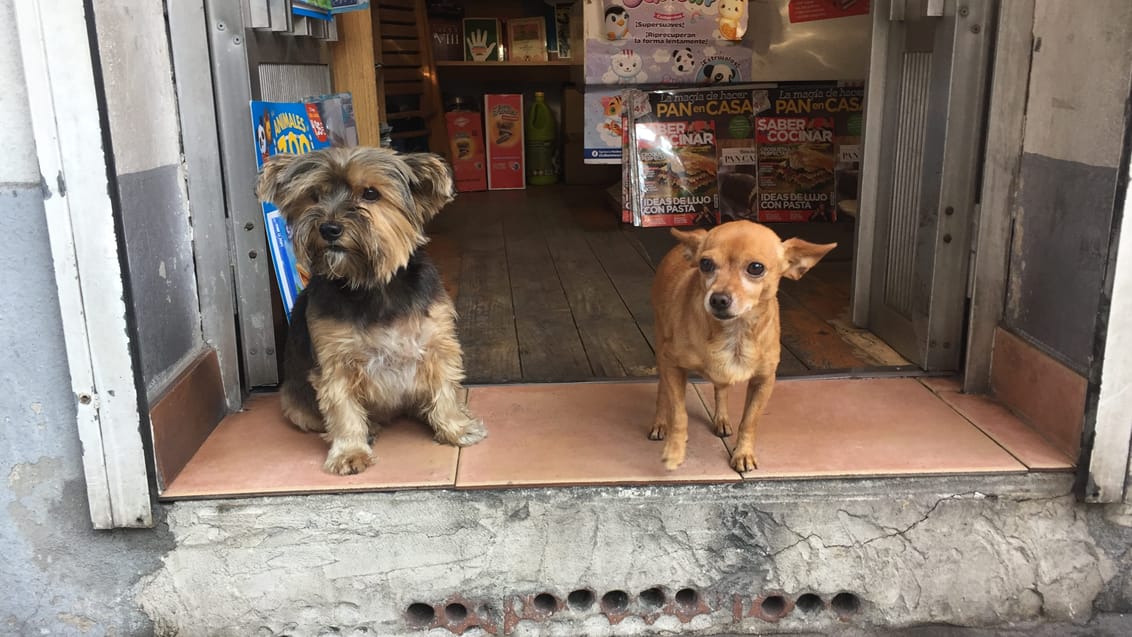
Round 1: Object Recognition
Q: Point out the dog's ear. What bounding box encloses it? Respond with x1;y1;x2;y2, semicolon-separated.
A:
402;152;455;221
256;153;299;205
671;228;708;261
781;239;837;280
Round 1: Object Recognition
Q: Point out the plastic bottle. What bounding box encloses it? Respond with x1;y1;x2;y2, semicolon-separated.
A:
525;91;558;185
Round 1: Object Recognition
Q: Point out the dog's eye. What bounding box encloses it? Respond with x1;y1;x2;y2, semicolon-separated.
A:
361;187;381;202
699;258;715;273
747;262;766;277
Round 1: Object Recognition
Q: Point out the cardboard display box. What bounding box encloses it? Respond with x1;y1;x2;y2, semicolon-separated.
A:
484;94;525;190
444;111;487;192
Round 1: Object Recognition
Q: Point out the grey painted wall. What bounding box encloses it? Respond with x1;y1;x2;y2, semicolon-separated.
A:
1003;0;1132;374
0;185;172;636
117;165;205;389
1007;154;1121;373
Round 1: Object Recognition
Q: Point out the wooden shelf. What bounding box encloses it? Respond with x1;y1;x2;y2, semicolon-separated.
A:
389;129;429;140
435;60;578;67
386;110;428;121
433;59;581;85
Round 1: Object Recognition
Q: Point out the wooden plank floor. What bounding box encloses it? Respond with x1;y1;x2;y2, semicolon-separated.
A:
425;185;908;384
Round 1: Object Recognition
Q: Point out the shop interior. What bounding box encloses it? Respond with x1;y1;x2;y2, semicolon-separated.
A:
380;0;907;384
154;0;1077;499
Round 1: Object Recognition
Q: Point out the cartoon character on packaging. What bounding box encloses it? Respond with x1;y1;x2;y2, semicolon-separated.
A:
257;109;274;165
718;0;747;41
597;94;624;145
701;62;736;84
671;47;696;76
604;5;630;41
603;49;648;84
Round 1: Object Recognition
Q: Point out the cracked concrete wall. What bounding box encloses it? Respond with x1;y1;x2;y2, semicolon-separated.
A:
136;476;1132;636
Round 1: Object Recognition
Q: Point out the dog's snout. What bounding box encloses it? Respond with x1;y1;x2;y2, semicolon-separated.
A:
319;222;343;241
709;293;732;311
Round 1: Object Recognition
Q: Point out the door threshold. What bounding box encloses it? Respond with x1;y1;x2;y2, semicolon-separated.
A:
160;375;1073;500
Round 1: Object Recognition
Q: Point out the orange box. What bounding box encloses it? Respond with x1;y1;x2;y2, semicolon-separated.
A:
444;111;487;192
484;94;525;190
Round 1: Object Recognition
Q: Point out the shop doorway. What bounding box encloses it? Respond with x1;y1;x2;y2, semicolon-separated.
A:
200;1;999;392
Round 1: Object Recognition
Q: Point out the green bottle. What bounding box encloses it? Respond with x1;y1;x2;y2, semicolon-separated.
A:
525;91;558;185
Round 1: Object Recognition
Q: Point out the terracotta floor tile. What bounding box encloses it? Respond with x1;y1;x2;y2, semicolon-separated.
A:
162;393;459;498
457;382;740;488
919;375;962;394
991;327;1086;458
696;378;1029;478
934;391;1075;471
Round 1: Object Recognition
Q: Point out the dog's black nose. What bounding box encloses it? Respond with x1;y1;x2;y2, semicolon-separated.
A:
709;293;732;311
319;222;343;241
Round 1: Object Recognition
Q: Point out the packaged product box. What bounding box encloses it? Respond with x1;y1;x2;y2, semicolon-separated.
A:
484;94;525;190
444;110;488;192
429;19;464;61
463;18;503;62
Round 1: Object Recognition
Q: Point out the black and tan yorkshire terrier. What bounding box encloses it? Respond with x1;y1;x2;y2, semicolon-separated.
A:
257;146;486;475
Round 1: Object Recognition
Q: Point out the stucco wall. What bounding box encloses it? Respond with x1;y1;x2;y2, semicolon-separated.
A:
0;1;173;634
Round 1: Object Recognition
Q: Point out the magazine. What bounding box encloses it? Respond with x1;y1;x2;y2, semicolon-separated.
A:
633;120;719;228
622;82;863;227
250;93;358;320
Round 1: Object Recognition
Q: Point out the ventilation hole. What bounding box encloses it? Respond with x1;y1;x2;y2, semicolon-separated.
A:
406;603;435;627
533;593;558;614
601;590;630;613
674;588;699;608
831;592;860;616
760;595;787;617
795;593;824;614
639;587;666;610
444;603;468;623
567;589;595;611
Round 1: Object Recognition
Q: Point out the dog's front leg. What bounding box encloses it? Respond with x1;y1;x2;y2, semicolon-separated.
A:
658;365;689;470
712;385;733;437
731;374;774;472
314;375;375;475
650;365;673;441
422;382;486;447
417;336;486;446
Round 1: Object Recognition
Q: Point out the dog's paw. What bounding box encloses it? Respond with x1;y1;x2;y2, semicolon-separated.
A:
649;423;667;440
324;447;375;475
712;418;733;438
454;418;487;447
436;416;487;447
729;451;758;473
662;439;686;470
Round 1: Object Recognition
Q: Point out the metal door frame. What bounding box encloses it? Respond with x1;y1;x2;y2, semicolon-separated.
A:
852;0;996;371
202;1;335;388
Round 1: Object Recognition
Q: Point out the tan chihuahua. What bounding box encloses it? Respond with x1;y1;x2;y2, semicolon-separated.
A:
650;221;836;471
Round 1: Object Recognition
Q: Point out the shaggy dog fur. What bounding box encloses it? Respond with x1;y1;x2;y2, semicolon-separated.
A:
257;146;485;475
